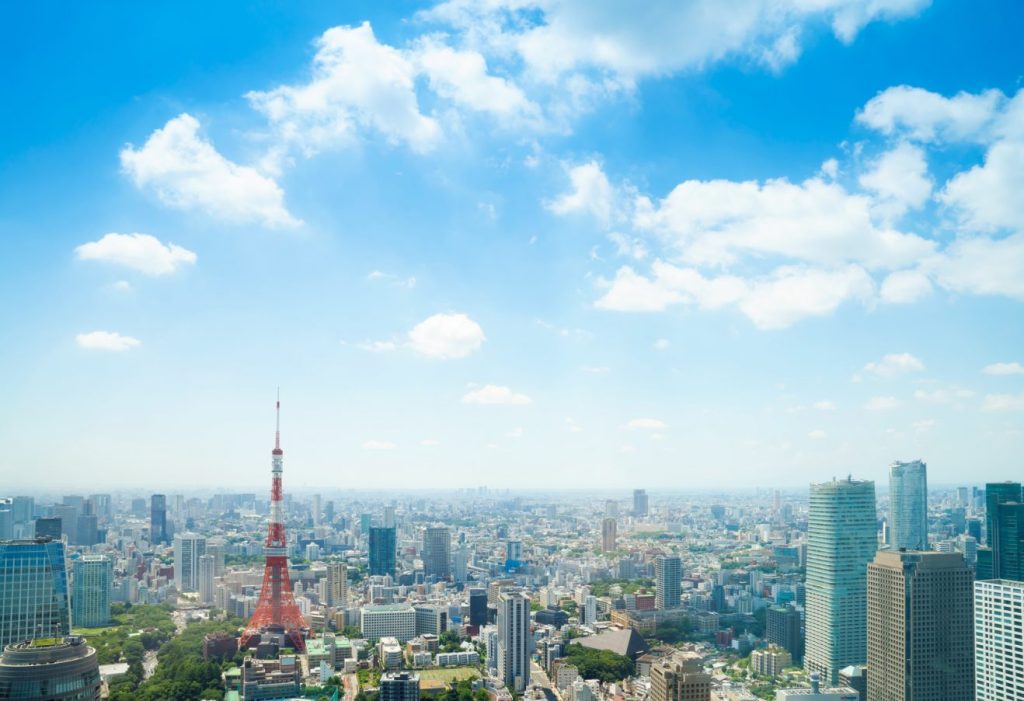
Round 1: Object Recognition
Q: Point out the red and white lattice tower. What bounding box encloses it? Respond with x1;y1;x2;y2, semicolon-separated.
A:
240;394;309;651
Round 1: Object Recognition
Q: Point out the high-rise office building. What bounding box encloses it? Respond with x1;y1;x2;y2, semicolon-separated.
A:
805;477;877;685
0;539;71;649
650;652;711;701
0;636;101;701
369;527;397;577
326;562;348;607
766;605;803;663
11;497;34;525
173;532;207;593
469;588;488;627
980;495;1024;581
986;482;1022;545
311;495;321;527
497;590;531;692
601;518;617;552
0;505;12;541
655;555;682;610
605;500;618;518
889;460;928;551
383;506;397;529
197;554;216;605
34;517;62;541
976;579;1024;701
380;671;420;701
867;550;974;701
633;489;649;518
150;494;167;545
422;527;451;580
73;514;99;547
71;555;111;628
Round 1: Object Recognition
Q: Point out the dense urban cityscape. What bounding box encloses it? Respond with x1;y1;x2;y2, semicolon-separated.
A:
4;0;1023;700
0;401;1018;699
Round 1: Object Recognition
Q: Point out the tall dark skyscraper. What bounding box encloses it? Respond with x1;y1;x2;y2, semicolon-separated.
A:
369;526;397;577
469;588;487;627
986;481;1022;545
34;517;62;541
150;494;167;545
766;605;803;662
422;526;451;580
633;489;649;517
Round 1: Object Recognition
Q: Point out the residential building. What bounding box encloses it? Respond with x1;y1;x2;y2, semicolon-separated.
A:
0;539;71;649
602;518;617;552
804;477;877;685
380;671;420;701
422;527;451;580
326;562;348;607
71;555;111;628
655;556;682;610
867;550;974;700
889;460;928;550
497;590;531;692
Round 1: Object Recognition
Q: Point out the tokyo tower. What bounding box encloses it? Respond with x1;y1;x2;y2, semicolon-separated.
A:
240;394;309;652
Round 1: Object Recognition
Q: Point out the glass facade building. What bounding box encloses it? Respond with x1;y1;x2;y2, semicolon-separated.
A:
0;539;71;649
369;527;397;577
71;556;111;629
889;460;928;550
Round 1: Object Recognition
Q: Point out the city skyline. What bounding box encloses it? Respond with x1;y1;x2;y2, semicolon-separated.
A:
2;1;1023;489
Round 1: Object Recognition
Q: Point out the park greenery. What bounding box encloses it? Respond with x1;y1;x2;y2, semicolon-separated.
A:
563;643;635;683
78;603;176;665
108;615;245;701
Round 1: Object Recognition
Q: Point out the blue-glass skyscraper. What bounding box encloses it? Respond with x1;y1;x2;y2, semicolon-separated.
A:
0;538;71;649
369;526;397;577
889;460;928;550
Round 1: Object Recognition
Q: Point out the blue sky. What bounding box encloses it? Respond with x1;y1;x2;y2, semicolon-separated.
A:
2;0;1022;491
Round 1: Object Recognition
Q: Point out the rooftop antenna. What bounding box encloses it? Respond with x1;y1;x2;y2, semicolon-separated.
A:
275;387;281;452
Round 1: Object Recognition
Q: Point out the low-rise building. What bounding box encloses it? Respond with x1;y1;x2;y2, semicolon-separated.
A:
750;646;792;676
240;655;301;701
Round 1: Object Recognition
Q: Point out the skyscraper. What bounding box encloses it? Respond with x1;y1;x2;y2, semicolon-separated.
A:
805;477;877;685
601;518;617;552
383;505;397;529
469;588;488;627
369;527;397;577
985;482;1022;546
173;532;207;593
655;555;681;610
633;489;649;517
867;550;974;701
150;494;167;545
422;526;451;580
975;579;1024;701
889;460;928;551
497;590;531;692
0;637;101;701
766;605;803;663
34;517;61;541
0;539;71;649
198;554;216;605
71;555;111;628
326;562;348;607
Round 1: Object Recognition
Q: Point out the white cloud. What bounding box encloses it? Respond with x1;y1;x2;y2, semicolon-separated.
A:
654;339;671;350
75;331;141;352
983;362;1024;376
120;114;299;227
75;232;197;276
633;175;933;269
363;440;397;450
813;400;836;411
865;396;901;411
913;386;974;404
982;393;1024;412
924;233;1024;300
625;418;666;430
858;142;932;221
863;352;925;377
808;429;827;439
462;385;532;405
856;85;1004;142
879;269;932;304
546;161;616;224
247;22;441;156
356;340;398;353
367;271;417;288
607;232;648;260
408;313;485;359
940;140;1024;233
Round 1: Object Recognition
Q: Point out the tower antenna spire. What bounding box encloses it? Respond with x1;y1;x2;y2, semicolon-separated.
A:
275;387;281;452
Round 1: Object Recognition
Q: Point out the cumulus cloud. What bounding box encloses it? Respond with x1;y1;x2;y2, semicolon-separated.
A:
856;85;1005;143
923;233;1024;300
983;362;1024;376
625;418;666;430
863;352;925;377
408;313;485;359
858;142;932;222
879;269;932;304
462;385;532;405
75;331;141;352
546;161;616;224
75;233;196;276
982;393;1024;412
120;114;299;227
248;23;441;156
940;140;1024;233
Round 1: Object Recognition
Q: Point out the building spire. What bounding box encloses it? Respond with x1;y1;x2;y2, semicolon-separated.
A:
273;388;283;455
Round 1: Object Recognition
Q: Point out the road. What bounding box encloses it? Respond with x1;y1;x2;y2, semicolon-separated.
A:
343;672;358;701
143;650;158;679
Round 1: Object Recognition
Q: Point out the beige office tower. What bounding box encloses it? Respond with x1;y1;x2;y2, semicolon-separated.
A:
326;562;348;607
601;517;617;552
867;550;974;701
650;652;711;701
